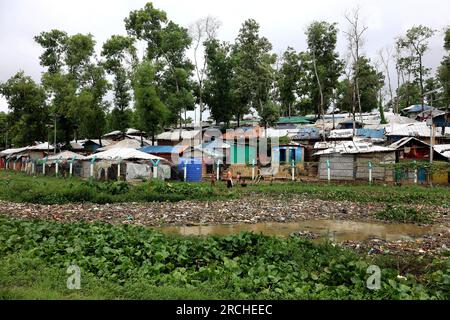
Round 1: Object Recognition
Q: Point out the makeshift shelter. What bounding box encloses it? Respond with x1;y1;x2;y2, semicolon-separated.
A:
140;145;188;165
315;141;395;182
385;123;448;144
156;129;201;146
97;138;149;152
86;148;169;181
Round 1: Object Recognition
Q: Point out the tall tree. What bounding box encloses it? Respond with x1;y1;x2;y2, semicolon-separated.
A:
397;25;435;112
231;19;276;126
277;47;303;117
203;39;234;125
0;112;8;149
0;72;48;146
133;60;169;143
125;2;195;135
305;21;343;127
189;16;221;128
344;8;368;123
438;28;450;111
101;35;137;133
378;47;394;110
36;31;107;144
259;101;280;133
336;57;384;113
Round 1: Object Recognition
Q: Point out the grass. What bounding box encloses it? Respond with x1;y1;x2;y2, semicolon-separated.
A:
376;205;435;224
0;171;449;206
0;216;449;300
242;182;450;206
0;171;234;204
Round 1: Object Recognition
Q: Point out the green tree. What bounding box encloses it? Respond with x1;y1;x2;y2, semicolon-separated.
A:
0;72;48;146
203;39;234;125
259;101;280;132
277;47;304;117
0;112;9;149
36;31;108;144
305;21;343;119
125;2;195;131
335;57;384;113
438;28;450;109
133;60;169;143
397;82;421;110
397;25;435;112
101;35;137;133
231;19;276;126
34;29;68;74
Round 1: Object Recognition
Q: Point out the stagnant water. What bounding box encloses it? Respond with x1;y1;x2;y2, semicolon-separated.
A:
159;220;448;242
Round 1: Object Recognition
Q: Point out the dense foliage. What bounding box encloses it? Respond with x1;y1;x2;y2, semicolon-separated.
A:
0;217;448;299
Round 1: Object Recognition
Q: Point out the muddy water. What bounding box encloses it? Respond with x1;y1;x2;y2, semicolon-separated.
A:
160;220;447;242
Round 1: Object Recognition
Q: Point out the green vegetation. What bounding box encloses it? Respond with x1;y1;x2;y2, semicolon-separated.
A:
0;216;448;300
1;171;449;207
245;181;450;206
376;205;434;224
0;171;231;204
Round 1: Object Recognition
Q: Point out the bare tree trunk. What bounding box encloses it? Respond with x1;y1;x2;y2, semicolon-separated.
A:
312;51;325;140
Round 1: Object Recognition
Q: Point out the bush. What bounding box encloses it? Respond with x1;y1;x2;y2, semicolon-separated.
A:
376;205;434;223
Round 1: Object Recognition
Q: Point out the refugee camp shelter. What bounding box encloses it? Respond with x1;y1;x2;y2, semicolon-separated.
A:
385;123;447;144
97;138;150;152
156;129;201;146
42;151;88;177
401;105;434;118
272;143;304;165
139;145;188;165
86;148;169;181
315;141;395;182
276;116;311;128
389;137;431;162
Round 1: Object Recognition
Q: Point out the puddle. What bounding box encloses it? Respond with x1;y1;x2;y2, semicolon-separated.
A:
159;220;447;242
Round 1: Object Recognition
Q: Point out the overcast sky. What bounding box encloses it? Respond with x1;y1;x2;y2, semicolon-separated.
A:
1;0;449;116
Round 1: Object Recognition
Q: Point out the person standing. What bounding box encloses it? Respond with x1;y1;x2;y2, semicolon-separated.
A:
226;170;233;188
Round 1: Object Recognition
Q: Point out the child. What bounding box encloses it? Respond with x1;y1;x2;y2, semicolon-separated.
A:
226;170;233;188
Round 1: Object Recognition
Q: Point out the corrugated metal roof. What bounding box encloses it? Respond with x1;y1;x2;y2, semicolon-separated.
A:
277;116;311;124
97;139;149;152
314;140;394;155
389;137;429;150
403;105;433;113
433;144;450;159
140;145;188;154
87;148;165;161
385;123;445;137
157;129;201;141
47;151;87;161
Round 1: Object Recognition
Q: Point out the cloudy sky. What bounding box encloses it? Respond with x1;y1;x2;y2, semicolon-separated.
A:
0;0;449;116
